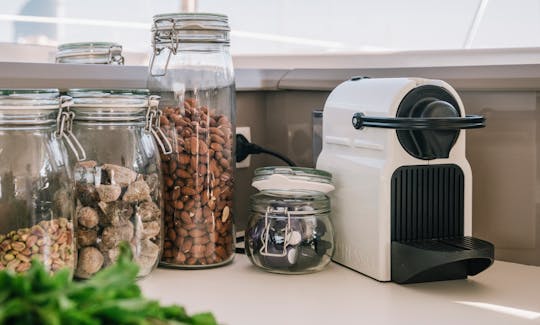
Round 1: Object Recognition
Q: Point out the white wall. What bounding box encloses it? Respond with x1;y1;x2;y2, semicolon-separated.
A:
1;0;540;55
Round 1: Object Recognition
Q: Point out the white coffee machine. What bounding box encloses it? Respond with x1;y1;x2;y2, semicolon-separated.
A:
317;77;494;283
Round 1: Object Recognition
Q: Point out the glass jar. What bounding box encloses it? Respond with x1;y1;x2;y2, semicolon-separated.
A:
69;89;170;278
246;167;335;274
56;42;124;65
0;89;82;274
148;13;235;268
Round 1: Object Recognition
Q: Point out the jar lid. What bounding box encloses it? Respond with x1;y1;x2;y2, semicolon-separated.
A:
56;42;124;65
0;89;60;114
250;190;330;215
152;13;230;45
0;89;59;108
68;89;152;122
252;167;335;194
0;89;61;126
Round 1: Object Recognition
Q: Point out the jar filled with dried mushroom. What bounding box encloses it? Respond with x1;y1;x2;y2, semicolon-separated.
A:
69;89;171;278
0;89;85;274
148;13;236;268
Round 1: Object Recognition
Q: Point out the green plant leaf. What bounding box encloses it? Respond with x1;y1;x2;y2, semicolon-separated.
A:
0;241;218;325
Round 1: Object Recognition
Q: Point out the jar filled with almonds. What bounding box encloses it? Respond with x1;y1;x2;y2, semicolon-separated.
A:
69;89;171;278
0;89;84;275
148;13;235;268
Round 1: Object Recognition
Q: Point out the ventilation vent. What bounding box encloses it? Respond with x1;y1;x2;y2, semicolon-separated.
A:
391;164;464;242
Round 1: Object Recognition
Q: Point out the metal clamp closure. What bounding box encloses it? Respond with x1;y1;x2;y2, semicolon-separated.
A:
150;18;179;77
259;207;292;257
56;96;87;161
145;95;173;155
108;44;125;65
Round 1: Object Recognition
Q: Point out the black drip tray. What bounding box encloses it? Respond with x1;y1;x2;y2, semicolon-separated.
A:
391;236;494;284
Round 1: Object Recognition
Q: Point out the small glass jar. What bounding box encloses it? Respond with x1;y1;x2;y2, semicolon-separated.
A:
69;89;171;278
56;42;124;65
0;89;83;274
246;167;335;274
148;13;235;268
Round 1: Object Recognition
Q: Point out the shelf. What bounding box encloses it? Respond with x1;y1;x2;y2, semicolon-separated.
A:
3;55;540;92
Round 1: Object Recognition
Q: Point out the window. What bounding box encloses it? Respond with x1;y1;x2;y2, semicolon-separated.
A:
0;0;539;63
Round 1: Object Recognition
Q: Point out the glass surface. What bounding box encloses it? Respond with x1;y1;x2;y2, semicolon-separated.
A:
56;42;124;64
246;190;334;274
254;166;332;185
70;91;164;278
0;91;76;275
149;13;235;268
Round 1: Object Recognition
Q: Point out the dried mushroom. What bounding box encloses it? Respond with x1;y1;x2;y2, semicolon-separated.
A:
74;162;162;278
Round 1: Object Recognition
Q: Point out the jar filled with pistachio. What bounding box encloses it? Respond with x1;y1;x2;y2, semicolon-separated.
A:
69;89;171;278
0;89;84;274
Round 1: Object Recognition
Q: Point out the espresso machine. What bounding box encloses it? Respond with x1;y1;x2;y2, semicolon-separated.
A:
316;77;494;284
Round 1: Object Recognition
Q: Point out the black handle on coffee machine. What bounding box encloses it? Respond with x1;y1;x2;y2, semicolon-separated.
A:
351;112;486;130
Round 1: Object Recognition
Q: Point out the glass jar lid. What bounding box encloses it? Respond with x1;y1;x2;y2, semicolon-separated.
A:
152;13;230;45
56;42;124;65
252;167;335;194
251;190;330;215
0;89;60;125
0;89;59;106
68;89;151;122
68;89;173;155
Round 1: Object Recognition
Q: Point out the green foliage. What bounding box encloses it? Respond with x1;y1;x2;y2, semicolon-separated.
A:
0;243;218;325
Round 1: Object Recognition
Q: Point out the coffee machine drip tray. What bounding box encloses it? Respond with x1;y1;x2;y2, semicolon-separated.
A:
391;236;494;284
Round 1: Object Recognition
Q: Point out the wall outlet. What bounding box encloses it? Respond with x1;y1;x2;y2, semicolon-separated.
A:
236;126;251;168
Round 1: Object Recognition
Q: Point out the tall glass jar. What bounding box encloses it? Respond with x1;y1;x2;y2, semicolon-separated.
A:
69;89;170;278
148;13;236;268
56;42;124;65
0;90;81;274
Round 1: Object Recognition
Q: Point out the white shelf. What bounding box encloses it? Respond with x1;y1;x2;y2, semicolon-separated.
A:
139;255;540;325
3;49;540;92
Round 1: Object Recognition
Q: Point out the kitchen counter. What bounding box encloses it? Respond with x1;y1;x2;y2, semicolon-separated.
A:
140;255;540;325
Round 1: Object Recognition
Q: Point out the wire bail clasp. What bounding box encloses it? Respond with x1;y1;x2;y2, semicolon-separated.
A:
56;96;87;161
150;18;179;77
259;207;292;257
146;95;173;155
108;43;125;65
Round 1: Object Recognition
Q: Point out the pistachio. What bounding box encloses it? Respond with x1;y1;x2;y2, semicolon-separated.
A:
26;235;38;248
0;218;75;274
17;254;30;263
6;259;21;271
11;242;25;252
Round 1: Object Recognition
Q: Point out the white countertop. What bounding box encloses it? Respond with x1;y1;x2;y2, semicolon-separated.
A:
140;255;540;325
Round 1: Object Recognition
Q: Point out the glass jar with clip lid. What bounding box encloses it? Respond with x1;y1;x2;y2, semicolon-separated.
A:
68;89;172;278
56;42;124;65
0;89;85;275
148;13;236;268
246;167;335;274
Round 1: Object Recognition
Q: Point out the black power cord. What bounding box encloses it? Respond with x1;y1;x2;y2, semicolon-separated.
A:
234;134;296;254
236;134;297;167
